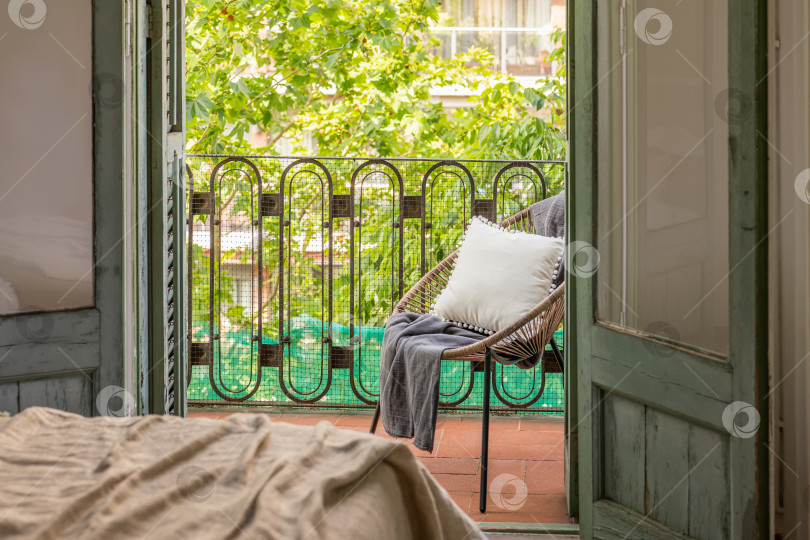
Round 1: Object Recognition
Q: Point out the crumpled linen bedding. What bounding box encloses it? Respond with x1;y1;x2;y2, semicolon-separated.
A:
0;407;484;540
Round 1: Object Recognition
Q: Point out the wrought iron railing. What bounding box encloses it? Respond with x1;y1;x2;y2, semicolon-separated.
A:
185;155;565;412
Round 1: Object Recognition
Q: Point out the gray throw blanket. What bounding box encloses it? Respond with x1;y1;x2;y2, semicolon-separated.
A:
530;190;566;288
380;313;482;451
379;191;566;451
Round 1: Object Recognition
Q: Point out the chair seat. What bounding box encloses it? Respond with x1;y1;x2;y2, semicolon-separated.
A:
373;205;566;513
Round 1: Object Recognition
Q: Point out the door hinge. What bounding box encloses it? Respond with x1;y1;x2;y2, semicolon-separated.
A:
145;3;156;40
165;132;185;165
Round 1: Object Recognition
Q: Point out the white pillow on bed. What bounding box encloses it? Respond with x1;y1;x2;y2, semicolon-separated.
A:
432;216;564;335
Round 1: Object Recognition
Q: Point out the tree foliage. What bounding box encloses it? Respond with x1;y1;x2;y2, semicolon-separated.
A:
184;0;567;403
186;0;566;160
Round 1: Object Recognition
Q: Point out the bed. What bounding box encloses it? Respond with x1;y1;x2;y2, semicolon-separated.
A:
0;407;483;539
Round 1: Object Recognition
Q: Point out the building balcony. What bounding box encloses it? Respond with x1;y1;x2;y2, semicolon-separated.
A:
185;155;566;415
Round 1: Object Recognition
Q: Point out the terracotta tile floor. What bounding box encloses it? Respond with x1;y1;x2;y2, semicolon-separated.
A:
189;409;572;525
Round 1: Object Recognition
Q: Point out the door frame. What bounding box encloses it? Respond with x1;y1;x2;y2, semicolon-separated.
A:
563;0;583;519
144;0;187;416
568;0;770;537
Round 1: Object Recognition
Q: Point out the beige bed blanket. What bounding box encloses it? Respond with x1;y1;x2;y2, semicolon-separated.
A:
0;407;483;540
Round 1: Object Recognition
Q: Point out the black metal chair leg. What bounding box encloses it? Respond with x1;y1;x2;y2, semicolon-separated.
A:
480;348;492;513
550;337;564;375
369;402;381;434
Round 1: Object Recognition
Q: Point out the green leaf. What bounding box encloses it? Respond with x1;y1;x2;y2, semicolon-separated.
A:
236;79;250;96
232;41;245;59
187;92;214;121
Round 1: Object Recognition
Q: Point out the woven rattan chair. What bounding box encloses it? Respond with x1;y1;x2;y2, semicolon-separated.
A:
369;207;565;513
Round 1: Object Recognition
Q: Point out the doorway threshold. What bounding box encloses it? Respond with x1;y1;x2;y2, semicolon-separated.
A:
481;522;579;537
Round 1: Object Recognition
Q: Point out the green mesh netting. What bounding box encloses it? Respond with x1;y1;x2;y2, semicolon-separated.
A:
186;156;566;413
188;315;564;413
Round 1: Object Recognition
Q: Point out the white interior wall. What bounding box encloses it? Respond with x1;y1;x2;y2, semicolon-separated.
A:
770;0;810;537
0;0;93;314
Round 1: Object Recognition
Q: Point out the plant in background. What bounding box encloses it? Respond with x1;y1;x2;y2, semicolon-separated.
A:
185;0;567;404
186;0;566;164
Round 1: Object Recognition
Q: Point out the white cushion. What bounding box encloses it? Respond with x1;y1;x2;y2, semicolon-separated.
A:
432;217;564;334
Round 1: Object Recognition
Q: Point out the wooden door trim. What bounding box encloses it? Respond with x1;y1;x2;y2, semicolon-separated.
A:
594;321;727;363
728;0;770;535
93;0;131;397
593;500;692;540
145;0;187;416
590;355;731;432
566;0;597;523
0;308;101;384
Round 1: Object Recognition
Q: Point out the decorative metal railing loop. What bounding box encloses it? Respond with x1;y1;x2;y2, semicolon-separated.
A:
189;157;268;402
186;155;566;411
278;159;333;403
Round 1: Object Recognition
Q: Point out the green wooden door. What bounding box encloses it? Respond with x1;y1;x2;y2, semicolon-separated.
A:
0;1;186;418
0;2;140;417
145;0;188;416
568;0;768;538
